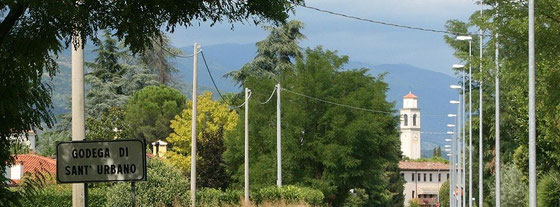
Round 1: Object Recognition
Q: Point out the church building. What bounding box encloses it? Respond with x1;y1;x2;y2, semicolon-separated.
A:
400;92;421;159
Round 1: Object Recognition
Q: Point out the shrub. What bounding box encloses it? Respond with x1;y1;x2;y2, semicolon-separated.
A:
197;188;242;206
538;171;560;207
252;185;324;206
343;188;369;207
105;158;189;207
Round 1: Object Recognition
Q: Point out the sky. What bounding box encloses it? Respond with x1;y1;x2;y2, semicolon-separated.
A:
167;0;480;76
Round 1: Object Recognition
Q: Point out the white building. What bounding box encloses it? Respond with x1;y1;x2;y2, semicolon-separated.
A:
400;92;421;159
400;161;449;206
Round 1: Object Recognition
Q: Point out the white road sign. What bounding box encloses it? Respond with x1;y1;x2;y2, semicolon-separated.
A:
56;139;146;183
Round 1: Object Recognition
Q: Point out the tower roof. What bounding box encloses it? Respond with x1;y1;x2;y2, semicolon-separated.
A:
403;92;417;99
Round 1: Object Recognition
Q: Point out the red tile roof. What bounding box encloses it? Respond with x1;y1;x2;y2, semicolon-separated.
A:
399;161;449;171
403;92;418;99
10;154;57;183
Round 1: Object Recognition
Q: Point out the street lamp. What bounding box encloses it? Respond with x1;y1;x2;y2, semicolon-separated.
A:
450;86;462;207
445;139;453;142
448;114;457;118
457;35;474;207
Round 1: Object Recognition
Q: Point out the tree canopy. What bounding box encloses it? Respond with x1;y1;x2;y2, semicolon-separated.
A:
125;85;186;144
166;92;238;189
224;47;402;206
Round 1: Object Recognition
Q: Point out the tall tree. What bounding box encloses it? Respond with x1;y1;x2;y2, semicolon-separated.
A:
0;1;301;201
138;35;181;86
226;20;305;83
224;47;402;206
166;92;238;189
125;85;186;144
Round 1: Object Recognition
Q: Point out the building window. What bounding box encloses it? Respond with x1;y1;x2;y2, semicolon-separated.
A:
424;173;426;182
413;114;417;126
438;173;441;182
418;173;421;181
430;173;432;182
412;173;415;181
412;191;415;198
447;173;450;180
404;114;408;126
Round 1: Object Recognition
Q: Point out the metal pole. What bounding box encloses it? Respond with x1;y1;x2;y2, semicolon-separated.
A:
190;43;199;207
131;182;136;207
460;70;465;207
71;34;86;207
244;87;250;206
528;0;537;206
276;84;282;187
468;40;473;207
478;2;485;207
495;33;501;207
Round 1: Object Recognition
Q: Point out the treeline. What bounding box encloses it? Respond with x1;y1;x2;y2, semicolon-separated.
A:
26;21;403;206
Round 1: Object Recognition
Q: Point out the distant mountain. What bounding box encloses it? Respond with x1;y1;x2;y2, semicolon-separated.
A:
176;43;458;155
49;42;458;157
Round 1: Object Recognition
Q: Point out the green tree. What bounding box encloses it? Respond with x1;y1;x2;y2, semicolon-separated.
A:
1;1;301;200
487;163;528;207
224;47;401;206
538;171;560;207
166;92;238;189
125;85;186;143
439;180;450;207
36;130;70;157
443;1;560;201
86;107;131;140
138;35;182;86
226;20;305;83
433;146;442;158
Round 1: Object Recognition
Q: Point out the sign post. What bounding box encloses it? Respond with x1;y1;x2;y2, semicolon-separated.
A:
56;139;147;183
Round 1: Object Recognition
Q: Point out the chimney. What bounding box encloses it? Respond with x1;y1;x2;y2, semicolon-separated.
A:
151;140;168;157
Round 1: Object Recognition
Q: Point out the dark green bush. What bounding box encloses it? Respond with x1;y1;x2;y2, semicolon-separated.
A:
197;188;242;206
538;171;560;207
252;185;324;206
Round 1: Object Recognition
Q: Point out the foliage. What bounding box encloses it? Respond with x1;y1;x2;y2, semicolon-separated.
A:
197;188;242;206
408;199;421;207
86;107;131;140
252;185;324;206
1;1;300;200
226;20;305;83
166;92;238;189
224;47;401;206
444;1;560;202
138;35;182;86
105;158;190;207
439;180;450;207
36;130;70;156
343;188;369;207
403;156;449;164
538;171;560;207
125;85;186;143
17;171;106;207
433;146;442;158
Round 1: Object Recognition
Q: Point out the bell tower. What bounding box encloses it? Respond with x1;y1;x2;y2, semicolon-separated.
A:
400;92;421;159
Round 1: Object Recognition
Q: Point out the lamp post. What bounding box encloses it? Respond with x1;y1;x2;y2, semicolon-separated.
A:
456;35;473;207
446;129;456;207
450;84;462;206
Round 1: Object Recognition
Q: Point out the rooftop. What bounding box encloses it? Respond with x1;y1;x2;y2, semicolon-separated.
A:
10;154;57;183
398;161;449;171
403;92;418;99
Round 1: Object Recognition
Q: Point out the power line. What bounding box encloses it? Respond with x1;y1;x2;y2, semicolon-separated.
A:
200;51;227;104
300;5;478;37
260;86;277;104
280;87;394;114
